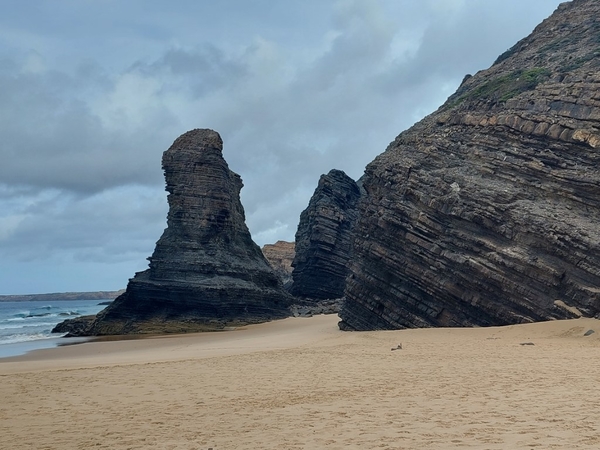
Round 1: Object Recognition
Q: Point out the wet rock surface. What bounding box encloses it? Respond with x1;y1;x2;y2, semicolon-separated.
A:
57;129;292;336
52;315;96;337
290;169;361;300
340;0;600;330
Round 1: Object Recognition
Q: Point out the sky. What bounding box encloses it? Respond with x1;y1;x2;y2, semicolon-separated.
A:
0;0;567;295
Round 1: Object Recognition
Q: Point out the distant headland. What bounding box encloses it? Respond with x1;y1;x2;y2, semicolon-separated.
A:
0;290;125;303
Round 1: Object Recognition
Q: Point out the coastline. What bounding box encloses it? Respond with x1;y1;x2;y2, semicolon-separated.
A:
0;299;110;355
0;314;341;373
0;335;93;359
0;290;123;302
1;315;599;449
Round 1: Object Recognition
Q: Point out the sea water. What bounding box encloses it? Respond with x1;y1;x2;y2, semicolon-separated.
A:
0;299;109;358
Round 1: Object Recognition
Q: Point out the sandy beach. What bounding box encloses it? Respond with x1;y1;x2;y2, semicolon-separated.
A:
1;314;599;449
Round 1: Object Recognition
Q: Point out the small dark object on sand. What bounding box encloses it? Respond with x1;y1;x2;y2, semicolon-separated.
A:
584;329;595;337
520;342;535;346
391;344;402;351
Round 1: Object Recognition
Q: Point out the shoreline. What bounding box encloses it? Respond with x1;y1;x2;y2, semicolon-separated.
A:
2;315;599;370
0;298;111;357
0;314;343;373
2;315;600;449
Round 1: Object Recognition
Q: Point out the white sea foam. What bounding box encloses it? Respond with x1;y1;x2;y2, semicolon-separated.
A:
0;299;107;352
1;333;64;344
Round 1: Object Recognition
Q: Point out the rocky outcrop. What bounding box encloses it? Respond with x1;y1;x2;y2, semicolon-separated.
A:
290;169;361;300
340;0;600;330
52;315;96;337
56;129;292;335
261;241;295;287
289;298;342;317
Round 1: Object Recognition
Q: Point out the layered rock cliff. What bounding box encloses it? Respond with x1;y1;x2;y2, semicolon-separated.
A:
290;169;361;300
261;241;295;287
340;0;600;330
57;129;291;335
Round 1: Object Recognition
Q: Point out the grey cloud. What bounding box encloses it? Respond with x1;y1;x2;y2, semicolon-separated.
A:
399;1;564;85
0;61;174;193
0;0;567;293
133;45;248;98
0;186;167;263
216;1;567;247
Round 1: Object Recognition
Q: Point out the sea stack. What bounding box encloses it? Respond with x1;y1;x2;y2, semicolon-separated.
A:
58;129;292;335
290;169;361;300
340;0;600;330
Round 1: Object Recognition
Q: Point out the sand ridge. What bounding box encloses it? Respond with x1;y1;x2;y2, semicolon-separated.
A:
1;315;599;449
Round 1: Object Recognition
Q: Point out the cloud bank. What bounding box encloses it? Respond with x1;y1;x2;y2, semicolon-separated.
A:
0;0;565;293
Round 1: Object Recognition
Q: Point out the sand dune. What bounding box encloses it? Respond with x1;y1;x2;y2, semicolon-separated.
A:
1;315;599;449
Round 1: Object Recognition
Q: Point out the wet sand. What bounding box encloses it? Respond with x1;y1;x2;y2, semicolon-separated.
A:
1;314;599;449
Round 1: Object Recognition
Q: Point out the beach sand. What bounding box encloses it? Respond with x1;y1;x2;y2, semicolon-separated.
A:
1;314;599;449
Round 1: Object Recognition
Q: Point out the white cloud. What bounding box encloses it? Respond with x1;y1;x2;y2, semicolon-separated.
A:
0;215;26;241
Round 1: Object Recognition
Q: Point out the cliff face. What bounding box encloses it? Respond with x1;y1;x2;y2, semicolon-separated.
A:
261;241;295;287
290;169;361;300
60;129;291;335
340;0;600;330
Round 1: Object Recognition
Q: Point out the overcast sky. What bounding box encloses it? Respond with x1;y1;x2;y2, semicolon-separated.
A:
0;0;566;294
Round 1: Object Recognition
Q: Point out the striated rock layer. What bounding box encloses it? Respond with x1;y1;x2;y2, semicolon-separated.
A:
59;129;292;335
290;169;361;300
340;0;600;330
261;240;295;287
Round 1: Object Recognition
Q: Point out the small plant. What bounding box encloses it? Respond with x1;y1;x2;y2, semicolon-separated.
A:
494;43;520;65
559;49;600;72
521;67;551;82
448;67;551;107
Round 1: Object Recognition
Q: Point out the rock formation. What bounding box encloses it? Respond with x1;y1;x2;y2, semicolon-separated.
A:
57;129;291;335
261;241;295;287
340;0;600;330
290;169;361;300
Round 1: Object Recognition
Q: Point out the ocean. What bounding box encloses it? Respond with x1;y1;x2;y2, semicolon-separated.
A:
0;299;109;358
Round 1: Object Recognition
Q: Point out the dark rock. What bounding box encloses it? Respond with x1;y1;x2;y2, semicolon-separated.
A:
290;169;361;300
340;0;600;331
289;298;343;317
52;315;96;337
57;129;292;336
584;329;595;337
261;241;295;287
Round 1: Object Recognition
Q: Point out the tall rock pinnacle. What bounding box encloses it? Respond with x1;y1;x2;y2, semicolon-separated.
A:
59;129;291;335
290;169;361;300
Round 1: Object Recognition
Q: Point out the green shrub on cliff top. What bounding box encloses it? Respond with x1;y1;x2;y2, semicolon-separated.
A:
450;67;550;107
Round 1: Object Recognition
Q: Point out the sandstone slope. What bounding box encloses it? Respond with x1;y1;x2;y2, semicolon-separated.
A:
340;0;600;330
261;240;295;287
